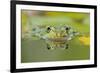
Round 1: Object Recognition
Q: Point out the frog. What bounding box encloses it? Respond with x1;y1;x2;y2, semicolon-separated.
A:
32;25;79;50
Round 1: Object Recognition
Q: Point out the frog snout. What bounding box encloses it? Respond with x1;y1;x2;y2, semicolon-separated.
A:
56;33;60;37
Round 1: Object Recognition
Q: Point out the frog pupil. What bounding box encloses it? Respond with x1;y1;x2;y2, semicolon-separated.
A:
47;27;51;33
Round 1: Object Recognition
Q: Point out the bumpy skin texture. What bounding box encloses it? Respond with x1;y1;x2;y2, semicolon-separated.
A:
32;25;79;50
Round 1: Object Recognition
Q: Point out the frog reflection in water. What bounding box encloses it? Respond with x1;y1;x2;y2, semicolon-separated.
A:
32;25;79;50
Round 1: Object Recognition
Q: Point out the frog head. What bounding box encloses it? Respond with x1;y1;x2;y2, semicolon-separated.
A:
32;25;79;50
43;25;72;41
32;25;79;41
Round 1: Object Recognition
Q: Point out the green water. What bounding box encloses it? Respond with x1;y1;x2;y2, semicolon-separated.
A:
21;38;90;63
21;11;90;63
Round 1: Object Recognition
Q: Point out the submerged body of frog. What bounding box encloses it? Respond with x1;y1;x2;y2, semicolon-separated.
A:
32;25;79;50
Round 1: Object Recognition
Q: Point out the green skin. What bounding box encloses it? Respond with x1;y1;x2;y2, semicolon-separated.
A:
32;25;79;50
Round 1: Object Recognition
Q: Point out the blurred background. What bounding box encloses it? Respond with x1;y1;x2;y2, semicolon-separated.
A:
21;10;90;63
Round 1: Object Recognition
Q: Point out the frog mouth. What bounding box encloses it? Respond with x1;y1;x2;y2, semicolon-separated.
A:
46;37;68;42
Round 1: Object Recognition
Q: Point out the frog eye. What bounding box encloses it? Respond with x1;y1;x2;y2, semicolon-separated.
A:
47;26;51;33
65;27;70;30
47;27;51;30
